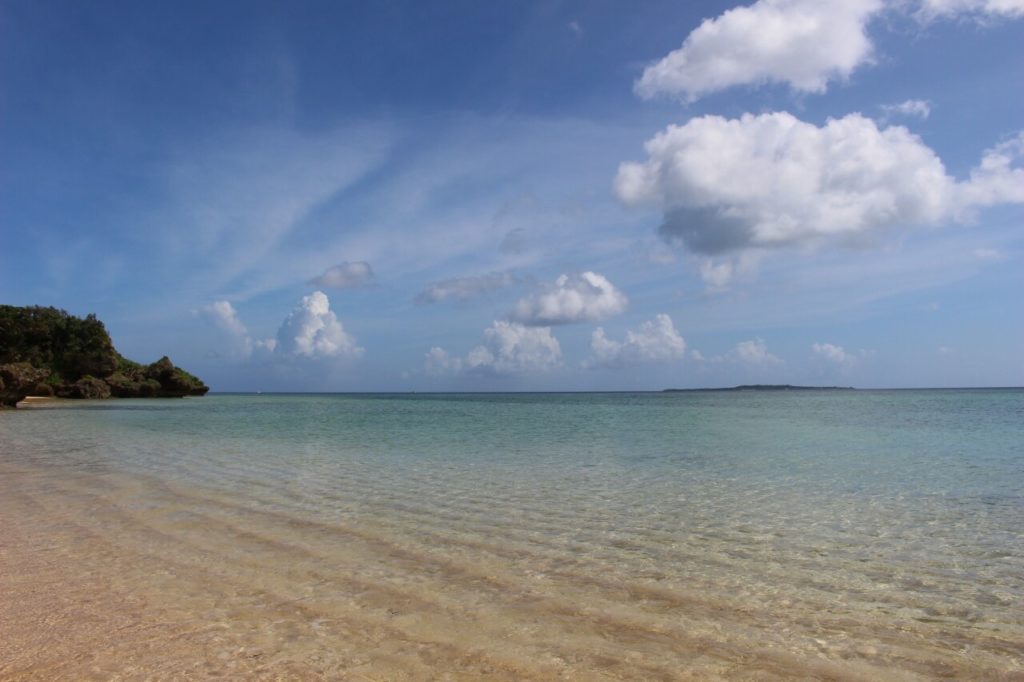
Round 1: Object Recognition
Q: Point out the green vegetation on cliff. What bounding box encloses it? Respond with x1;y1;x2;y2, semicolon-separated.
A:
0;305;208;407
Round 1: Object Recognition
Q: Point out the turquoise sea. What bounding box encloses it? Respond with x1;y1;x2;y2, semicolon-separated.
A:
2;390;1022;679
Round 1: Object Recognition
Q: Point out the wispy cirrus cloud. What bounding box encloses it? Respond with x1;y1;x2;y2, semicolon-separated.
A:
415;271;518;305
917;0;1024;20
151;124;393;309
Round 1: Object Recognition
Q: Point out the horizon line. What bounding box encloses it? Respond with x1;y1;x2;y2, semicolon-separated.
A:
206;386;1024;395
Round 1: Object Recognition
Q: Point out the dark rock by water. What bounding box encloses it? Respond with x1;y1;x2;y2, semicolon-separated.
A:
0;363;51;408
0;304;208;407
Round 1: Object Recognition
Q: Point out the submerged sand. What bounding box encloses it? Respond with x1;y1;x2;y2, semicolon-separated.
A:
2;457;1021;681
5;392;1024;679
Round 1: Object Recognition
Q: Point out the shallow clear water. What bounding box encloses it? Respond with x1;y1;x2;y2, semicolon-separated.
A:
2;390;1022;679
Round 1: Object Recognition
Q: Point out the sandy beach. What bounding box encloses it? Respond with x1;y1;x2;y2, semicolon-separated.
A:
4;464;1005;681
3;393;1022;680
4;0;1023;676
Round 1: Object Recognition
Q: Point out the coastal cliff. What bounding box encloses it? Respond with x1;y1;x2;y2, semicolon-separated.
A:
0;305;208;407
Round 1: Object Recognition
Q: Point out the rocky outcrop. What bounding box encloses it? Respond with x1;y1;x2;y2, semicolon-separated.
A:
59;375;113;400
0;363;50;408
105;356;207;398
106;371;161;398
1;305;208;406
43;356;208;399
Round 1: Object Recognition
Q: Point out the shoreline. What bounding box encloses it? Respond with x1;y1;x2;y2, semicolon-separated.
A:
8;461;1008;681
2;392;1021;679
16;396;58;405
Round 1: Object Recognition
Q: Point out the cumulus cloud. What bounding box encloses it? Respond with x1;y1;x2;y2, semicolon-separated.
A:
511;272;628;326
200;300;258;357
615;112;1024;256
275;291;363;359
732;338;784;365
959;132;1024;209
918;0;1024;19
699;260;737;290
812;342;859;368
589;314;686;368
880;99;931;120
200;292;360;362
201;300;249;338
635;0;883;101
691;338;783;366
426;321;561;375
415;271;518;305
308;261;374;289
424;347;460;375
696;252;762;290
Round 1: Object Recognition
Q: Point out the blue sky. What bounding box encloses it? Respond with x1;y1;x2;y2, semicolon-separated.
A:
1;0;1022;391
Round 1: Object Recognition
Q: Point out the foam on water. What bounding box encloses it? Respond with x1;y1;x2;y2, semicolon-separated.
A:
1;390;1022;679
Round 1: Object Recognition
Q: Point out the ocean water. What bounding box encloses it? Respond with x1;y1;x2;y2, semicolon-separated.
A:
1;390;1022;679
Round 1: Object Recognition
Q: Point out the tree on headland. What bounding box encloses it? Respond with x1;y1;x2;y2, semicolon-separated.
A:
0;305;207;407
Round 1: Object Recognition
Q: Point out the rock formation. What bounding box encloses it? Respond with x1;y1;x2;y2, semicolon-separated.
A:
0;305;208;408
0;363;51;408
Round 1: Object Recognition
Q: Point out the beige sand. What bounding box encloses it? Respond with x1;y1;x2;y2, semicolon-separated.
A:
1;459;1020;680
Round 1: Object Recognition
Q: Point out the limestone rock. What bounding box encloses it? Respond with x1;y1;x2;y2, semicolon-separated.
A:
0;363;50;408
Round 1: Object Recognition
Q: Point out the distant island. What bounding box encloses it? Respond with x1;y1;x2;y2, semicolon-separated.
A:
664;384;854;392
1;305;208;408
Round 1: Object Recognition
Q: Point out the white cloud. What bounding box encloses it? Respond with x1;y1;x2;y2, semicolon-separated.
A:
691;339;783;366
160;125;391;301
568;20;584;37
918;0;1024;19
635;0;883;101
201;300;249;338
973;247;1008;261
424;347;462;376
415;271;518;305
959;133;1024;209
426;321;562;375
511;272;628;326
812;342;858;367
615;112;1024;255
309;261;375;289
696;252;762;290
275;291;363;359
699;260;736;290
589;314;687;368
880;99;931;120
732;338;783;365
200;300;256;357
